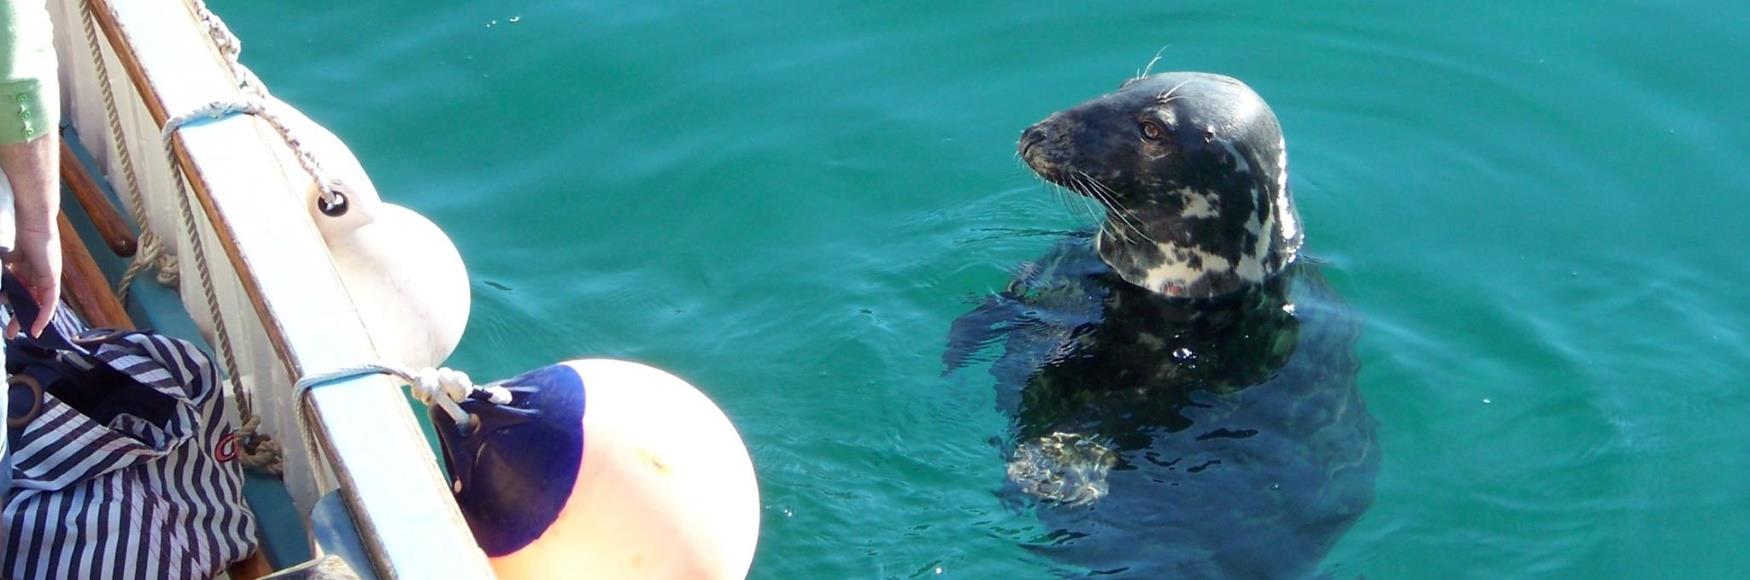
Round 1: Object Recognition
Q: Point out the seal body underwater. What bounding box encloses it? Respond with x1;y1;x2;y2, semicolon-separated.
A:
945;72;1380;579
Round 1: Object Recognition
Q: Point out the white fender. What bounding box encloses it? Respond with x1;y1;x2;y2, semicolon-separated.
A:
488;359;761;580
324;203;470;369
262;96;469;368
261;94;383;237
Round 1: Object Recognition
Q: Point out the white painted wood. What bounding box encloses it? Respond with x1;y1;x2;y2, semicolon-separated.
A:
57;1;494;577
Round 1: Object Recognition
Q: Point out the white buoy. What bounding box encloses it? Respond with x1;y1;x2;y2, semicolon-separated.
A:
447;359;762;580
263;95;384;238
322;203;471;369
265;96;470;368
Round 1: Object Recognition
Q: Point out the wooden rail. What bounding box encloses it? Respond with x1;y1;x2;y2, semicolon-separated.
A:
56;213;133;330
59;140;137;257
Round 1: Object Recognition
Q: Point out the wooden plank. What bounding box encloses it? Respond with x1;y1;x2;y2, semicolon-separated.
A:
57;212;135;330
59;140;138;257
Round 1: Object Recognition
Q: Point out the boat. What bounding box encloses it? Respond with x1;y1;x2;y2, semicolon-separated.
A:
32;0;761;577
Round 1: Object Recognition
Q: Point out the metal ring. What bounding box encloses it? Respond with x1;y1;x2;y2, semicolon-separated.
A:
317;191;349;217
8;374;45;430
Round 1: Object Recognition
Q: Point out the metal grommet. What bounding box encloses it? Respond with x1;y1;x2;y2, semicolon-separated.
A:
8;374;45;430
317;191;349;217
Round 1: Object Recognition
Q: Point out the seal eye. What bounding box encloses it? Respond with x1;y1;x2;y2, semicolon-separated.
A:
1139;120;1164;141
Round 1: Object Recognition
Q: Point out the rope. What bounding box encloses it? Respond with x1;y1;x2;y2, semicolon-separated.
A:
159;104;276;473
234;415;282;473
294;365;515;433
78;0;177;300
101;0;351;301
290;365;511;488
87;0;413;476
156;94;357;477
94;0;364;475
169;0;367;475
186;0;348;210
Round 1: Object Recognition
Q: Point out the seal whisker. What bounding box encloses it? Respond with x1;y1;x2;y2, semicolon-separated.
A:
1109;203;1153;246
1135;45;1170;82
1063;181;1104;225
1077;171;1124;205
1078;171;1156;245
1157;79;1195;105
1052;184;1076;218
1043;176;1097;225
1086;185;1144;246
1050;180;1092;221
1069;175;1126;240
1066;175;1122;240
1098;191;1152;246
1064;179;1106;227
1020;157;1083;220
1063;183;1116;241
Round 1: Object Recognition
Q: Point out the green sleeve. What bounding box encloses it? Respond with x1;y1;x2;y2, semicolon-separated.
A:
0;79;53;145
0;0;59;145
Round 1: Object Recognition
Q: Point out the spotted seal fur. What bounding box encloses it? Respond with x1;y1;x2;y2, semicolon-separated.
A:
1018;72;1301;299
945;72;1380;578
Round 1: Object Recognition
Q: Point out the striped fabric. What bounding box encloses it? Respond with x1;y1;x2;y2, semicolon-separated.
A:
2;302;258;580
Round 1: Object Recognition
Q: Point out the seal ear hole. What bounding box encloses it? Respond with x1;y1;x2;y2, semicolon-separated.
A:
317;192;350;218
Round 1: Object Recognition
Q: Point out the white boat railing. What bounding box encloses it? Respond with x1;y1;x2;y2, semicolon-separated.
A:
47;0;493;577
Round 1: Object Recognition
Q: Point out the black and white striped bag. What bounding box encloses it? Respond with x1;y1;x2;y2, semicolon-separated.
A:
1;272;258;579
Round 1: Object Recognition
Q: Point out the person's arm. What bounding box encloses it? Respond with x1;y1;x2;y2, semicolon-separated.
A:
0;135;60;338
1;0;64;338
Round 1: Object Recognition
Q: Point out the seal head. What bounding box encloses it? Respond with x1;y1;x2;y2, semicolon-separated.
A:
1018;72;1302;298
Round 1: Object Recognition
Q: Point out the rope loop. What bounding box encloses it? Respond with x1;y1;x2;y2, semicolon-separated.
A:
80;0;176;300
160;100;265;142
235;415;283;474
186;0;347;209
295;365;515;433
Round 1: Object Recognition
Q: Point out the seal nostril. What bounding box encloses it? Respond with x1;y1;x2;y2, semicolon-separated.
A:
1019;126;1046;159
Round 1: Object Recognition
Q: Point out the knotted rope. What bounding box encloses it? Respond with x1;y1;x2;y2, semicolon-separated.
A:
158;102;279;473
294;365;515;433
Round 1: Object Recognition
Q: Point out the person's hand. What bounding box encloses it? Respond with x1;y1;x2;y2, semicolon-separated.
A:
0;133;64;339
5;222;61;339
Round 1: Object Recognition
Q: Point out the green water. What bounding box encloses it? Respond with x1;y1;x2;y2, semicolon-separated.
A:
216;1;1749;577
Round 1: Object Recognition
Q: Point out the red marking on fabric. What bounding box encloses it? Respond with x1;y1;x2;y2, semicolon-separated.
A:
214;432;239;462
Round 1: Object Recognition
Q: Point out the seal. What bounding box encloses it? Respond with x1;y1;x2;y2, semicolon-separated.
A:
945;72;1380;578
1018;72;1301;299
